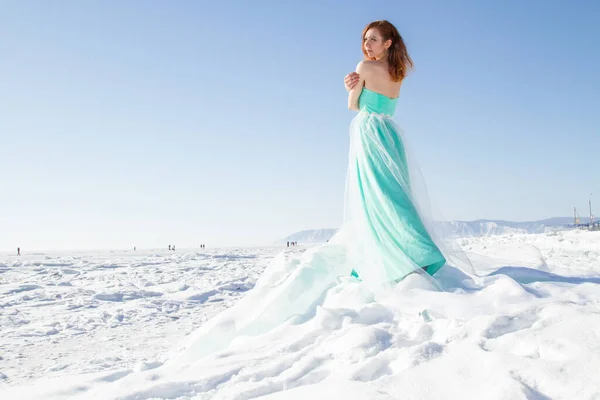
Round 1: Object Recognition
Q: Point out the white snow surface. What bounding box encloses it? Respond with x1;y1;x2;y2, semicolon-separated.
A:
1;230;599;399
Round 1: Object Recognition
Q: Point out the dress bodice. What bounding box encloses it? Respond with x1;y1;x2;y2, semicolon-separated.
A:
358;87;398;118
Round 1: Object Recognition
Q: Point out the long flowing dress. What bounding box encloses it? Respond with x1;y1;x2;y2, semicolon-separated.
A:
344;87;446;285
170;86;449;364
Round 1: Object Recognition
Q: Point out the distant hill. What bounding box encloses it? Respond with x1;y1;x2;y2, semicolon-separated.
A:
281;229;338;244
280;217;589;244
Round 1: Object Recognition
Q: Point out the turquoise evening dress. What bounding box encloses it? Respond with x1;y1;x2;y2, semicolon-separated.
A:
171;86;449;363
345;87;446;283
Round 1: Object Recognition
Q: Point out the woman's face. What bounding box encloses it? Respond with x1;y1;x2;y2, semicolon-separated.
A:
363;28;391;59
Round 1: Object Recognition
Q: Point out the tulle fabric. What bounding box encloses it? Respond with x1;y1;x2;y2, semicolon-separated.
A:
339;111;445;287
169;89;476;364
170;244;349;363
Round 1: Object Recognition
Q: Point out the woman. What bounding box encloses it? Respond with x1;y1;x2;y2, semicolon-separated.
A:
336;20;447;286
171;20;450;363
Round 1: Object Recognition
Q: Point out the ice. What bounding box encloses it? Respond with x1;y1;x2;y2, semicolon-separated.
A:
1;231;599;399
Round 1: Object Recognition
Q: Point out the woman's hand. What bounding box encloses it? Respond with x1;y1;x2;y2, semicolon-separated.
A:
344;72;360;92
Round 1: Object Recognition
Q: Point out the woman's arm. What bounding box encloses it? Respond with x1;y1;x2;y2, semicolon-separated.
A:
347;62;367;111
344;72;359;92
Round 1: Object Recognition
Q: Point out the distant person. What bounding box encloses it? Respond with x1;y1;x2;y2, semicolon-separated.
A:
287;241;289;247
169;245;172;251
173;245;176;251
17;247;21;256
134;246;136;251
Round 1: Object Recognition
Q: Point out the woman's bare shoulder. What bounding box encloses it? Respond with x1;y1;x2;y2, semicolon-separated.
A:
356;60;380;72
357;60;389;78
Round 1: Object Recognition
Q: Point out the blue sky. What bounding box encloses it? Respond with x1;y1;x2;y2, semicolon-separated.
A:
1;0;598;249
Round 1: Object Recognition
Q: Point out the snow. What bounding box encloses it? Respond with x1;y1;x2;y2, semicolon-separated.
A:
1;230;599;399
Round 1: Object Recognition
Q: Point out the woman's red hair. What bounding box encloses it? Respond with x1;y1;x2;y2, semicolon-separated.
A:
362;20;413;82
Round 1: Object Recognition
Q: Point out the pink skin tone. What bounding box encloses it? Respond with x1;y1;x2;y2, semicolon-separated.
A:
344;28;391;91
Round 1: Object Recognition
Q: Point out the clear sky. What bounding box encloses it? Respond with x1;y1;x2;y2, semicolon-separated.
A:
1;0;599;250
